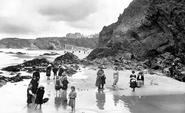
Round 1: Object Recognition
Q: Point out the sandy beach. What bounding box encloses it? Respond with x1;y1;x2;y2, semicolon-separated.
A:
0;66;185;113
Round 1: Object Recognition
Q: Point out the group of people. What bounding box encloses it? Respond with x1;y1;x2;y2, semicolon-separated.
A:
27;64;77;112
52;64;77;112
95;66;106;89
95;66;120;90
95;65;144;92
27;67;45;109
130;71;144;91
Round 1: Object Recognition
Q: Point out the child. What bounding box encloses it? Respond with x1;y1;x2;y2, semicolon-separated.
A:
55;76;62;97
61;76;69;91
27;83;34;106
35;85;45;109
68;86;77;112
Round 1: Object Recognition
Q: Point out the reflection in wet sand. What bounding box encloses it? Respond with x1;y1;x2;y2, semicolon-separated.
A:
120;94;185;113
27;107;43;113
54;90;68;111
113;95;120;106
96;89;106;110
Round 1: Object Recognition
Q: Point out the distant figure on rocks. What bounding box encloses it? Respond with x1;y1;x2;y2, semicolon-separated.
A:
35;85;45;109
95;66;104;89
112;66;119;87
52;65;58;79
137;71;144;87
130;71;137;91
27;83;34;106
68;86;77;112
46;64;52;80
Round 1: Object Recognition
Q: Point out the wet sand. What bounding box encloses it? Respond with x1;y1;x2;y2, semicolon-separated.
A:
0;66;185;113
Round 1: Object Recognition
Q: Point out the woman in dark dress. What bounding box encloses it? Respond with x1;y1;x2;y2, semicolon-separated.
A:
95;68;103;89
137;71;144;87
61;76;69;91
130;71;137;91
30;76;39;95
58;65;64;78
53;65;58;79
35;85;45;109
33;68;40;82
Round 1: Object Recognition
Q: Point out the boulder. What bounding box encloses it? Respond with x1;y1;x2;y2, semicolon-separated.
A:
1;65;21;72
41;52;59;56
54;52;80;64
2;58;51;72
0;73;32;84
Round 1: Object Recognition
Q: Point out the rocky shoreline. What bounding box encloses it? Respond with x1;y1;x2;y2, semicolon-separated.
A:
1;50;185;89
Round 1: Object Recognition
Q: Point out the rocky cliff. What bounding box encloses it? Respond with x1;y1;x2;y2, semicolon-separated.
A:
95;0;185;59
0;37;98;49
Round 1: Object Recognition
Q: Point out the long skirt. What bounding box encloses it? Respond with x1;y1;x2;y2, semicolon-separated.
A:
95;76;102;87
68;98;76;107
27;95;33;104
137;80;143;88
113;78;118;85
130;81;137;88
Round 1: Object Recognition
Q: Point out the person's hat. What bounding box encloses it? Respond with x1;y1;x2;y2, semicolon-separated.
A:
39;85;44;88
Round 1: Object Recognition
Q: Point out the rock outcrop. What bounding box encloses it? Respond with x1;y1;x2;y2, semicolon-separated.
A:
96;0;185;59
54;52;80;65
2;58;51;72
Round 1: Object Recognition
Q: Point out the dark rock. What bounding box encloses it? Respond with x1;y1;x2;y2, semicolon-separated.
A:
2;65;21;72
16;52;26;55
90;0;185;62
2;58;51;72
54;52;80;64
0;73;32;85
86;48;118;60
41;52;59;56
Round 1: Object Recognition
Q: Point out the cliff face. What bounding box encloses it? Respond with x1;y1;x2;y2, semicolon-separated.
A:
98;0;185;58
0;37;98;49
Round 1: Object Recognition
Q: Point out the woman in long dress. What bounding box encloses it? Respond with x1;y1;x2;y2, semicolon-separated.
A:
95;68;104;89
130;71;137;91
112;66;119;87
137;71;144;87
68;86;77;112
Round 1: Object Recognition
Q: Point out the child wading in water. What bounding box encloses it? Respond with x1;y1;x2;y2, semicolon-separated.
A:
68;86;77;112
27;83;34;107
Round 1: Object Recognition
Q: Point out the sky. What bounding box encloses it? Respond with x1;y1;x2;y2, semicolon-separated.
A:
0;0;132;39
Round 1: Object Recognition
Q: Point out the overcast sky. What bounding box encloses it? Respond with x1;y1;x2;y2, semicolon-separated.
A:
0;0;132;39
